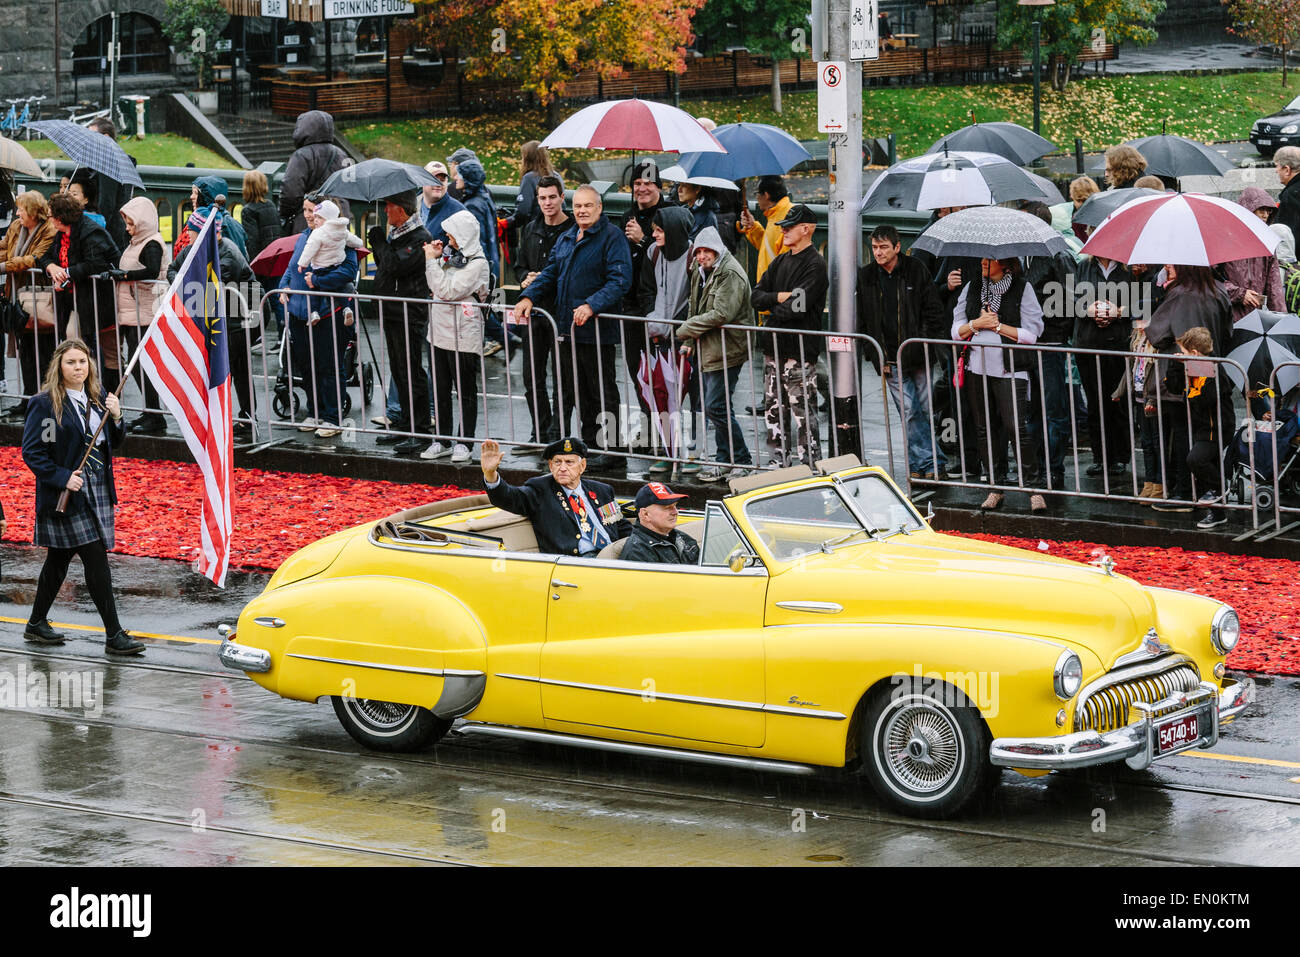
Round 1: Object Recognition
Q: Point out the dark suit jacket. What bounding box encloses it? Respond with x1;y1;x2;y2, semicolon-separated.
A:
21;390;125;519
484;474;630;556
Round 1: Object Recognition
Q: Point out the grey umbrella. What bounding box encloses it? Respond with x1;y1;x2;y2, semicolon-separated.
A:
861;150;1059;213
909;205;1071;260
1072;187;1166;227
318;158;438;203
26;119;144;189
925;123;1057;165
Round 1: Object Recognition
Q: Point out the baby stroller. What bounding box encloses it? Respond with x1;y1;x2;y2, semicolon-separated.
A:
272;288;375;420
1226;404;1300;512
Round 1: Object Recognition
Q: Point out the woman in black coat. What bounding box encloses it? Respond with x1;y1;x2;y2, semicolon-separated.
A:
20;337;144;656
36;192;120;386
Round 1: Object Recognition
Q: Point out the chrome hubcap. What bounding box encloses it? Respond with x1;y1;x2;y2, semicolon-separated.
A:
349;698;416;730
883;702;961;793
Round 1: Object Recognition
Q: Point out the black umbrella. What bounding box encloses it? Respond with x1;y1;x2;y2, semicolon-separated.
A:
318;158;438;202
925;122;1057;165
1072;187;1166;227
909;205;1071;260
1225;309;1300;396
1092;134;1234;180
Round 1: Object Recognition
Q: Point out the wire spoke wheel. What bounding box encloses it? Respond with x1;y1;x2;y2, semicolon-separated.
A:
331;695;450;752
861;684;992;818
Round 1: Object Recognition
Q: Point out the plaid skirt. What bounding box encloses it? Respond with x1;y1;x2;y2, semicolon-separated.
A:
34;465;115;550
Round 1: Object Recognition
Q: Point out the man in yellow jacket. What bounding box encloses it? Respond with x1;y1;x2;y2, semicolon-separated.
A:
737;175;792;282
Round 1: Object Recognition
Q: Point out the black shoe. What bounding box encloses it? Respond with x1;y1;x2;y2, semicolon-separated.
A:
105;630;146;656
2;405;26;423
375;431;407;445
393;437;425;455
1086;462;1104;476
1196;509;1227;529
1108;462;1127;476
24;619;66;645
130;414;167;435
1151;499;1194;513
586;453;626;473
233;422;253;441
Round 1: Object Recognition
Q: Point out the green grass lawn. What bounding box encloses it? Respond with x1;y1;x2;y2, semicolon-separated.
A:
341;70;1299;182
21;132;232;170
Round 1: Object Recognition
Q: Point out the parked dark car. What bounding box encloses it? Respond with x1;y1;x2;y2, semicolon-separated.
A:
1251;94;1300;157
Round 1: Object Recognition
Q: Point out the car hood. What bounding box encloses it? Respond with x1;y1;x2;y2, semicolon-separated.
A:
770;533;1156;662
1257;110;1300;127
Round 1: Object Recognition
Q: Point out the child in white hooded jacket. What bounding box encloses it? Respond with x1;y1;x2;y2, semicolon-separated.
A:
297;199;365;324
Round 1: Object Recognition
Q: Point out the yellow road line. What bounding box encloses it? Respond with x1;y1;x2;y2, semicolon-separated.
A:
1179;751;1300;770
0;615;219;646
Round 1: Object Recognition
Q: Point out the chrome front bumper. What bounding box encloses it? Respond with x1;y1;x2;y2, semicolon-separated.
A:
218;634;272;673
990;678;1255;771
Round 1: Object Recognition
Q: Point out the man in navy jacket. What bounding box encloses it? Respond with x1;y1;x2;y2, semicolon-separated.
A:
514;185;632;470
479;436;630;555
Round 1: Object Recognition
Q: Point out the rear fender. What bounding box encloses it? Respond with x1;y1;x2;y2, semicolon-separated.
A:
239;576;487;716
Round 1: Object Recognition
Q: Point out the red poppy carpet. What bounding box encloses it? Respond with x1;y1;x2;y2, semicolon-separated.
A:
1;448;1294;676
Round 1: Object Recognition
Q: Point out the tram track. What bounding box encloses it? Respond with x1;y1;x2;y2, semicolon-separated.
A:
0;790;474;866
0;687;1292;867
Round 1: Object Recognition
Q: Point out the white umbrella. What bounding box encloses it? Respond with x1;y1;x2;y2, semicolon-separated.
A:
861;150;1058;212
659;164;740;191
541;99;726;154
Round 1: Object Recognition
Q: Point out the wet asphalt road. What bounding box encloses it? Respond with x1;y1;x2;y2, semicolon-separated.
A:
0;546;1297;867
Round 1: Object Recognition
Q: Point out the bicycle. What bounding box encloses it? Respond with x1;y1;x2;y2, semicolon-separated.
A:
0;98;24;137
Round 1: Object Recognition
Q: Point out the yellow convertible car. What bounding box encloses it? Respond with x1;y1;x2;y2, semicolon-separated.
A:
219;458;1255;818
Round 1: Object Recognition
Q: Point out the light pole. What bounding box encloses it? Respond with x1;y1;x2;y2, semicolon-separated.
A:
1018;0;1055;136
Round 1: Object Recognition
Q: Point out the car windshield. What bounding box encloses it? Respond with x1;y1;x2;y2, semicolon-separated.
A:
743;485;871;561
838;474;925;537
1287;95;1300;112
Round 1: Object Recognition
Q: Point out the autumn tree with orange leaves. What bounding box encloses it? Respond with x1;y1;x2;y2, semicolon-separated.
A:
414;0;707;125
1225;0;1300;85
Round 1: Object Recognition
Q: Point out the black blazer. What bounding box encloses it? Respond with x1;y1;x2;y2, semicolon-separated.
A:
21;390;125;519
484;474;630;556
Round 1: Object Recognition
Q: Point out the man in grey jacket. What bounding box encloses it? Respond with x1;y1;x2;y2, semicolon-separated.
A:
676;226;753;482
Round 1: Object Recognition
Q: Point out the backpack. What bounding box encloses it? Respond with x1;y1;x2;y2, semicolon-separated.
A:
1281;261;1300;315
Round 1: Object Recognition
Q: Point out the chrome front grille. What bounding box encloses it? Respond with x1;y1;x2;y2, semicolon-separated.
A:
1074;663;1202;733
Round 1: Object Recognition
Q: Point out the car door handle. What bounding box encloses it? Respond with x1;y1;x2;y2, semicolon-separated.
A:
551;579;579;600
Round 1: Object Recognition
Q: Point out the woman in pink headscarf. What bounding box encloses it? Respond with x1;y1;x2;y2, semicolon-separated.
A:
1223;187;1285;322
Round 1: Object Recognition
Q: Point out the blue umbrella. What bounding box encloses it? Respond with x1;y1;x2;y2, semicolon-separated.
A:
672;122;812;180
26;119;145;189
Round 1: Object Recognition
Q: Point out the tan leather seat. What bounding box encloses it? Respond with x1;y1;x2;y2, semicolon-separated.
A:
596;537;628;561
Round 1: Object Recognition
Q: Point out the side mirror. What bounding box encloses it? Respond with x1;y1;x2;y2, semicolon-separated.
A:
728;552;748;574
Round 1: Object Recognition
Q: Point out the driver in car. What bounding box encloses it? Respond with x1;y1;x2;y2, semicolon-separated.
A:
480;437;630;556
620;483;701;565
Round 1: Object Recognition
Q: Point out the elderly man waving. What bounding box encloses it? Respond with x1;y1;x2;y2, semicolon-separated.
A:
480;437;630;557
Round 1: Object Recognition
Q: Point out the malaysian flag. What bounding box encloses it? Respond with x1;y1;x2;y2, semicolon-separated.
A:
137;216;233;586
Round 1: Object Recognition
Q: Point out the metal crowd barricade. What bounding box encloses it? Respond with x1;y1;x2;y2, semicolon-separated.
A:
587;312;895;476
1263;361;1300;535
897;336;1258;526
257;286;566;456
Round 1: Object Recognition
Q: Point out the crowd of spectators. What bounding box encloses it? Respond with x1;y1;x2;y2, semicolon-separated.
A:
4;112;1298;533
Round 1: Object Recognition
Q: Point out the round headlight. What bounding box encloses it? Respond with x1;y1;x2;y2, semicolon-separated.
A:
1054;650;1083;699
1211;606;1240;655
1283;124;1299;134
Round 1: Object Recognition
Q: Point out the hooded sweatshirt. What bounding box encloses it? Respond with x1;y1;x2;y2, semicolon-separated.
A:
634;205;693;338
280;111;352;233
116;196;171;327
426;209;491;354
1222;186;1285;321
180;175;247;259
457;159;499;279
447;147;480;202
677;226;753;373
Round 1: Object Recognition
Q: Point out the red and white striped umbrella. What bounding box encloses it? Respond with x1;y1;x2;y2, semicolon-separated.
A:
1080;192;1279;266
541;99;726;153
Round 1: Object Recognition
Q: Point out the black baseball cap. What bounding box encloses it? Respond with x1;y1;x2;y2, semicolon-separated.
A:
544;436;588;459
635;481;688;510
777;204;817;228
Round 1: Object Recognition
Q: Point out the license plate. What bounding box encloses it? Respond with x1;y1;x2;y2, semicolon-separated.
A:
1154;706;1209;757
1258;138;1272;146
